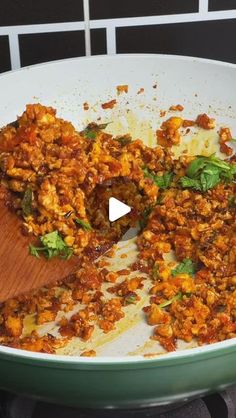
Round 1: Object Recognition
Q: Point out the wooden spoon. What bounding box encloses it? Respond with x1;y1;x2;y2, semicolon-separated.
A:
0;199;81;302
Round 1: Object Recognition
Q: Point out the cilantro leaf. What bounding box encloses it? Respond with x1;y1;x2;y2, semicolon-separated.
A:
158;292;182;309
172;259;196;277
75;218;93;231
22;188;33;217
29;244;41;258
143;167;174;189
29;231;73;260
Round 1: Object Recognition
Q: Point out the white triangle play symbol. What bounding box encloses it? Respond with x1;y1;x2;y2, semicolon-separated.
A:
109;197;131;222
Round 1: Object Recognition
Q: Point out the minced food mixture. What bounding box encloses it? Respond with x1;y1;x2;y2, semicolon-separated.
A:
0;103;235;355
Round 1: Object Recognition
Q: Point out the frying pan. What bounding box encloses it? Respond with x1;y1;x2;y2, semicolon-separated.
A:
0;54;236;409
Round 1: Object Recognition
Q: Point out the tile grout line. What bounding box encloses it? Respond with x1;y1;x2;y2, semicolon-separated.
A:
83;0;91;56
0;21;85;36
0;10;236;37
88;9;236;29
198;0;209;15
8;33;21;70
106;24;116;54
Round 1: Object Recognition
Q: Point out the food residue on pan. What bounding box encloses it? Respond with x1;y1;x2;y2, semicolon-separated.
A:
101;99;117;109
0;99;235;357
116;85;129;95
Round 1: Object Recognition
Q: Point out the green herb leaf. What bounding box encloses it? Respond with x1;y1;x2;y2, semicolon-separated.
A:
22;188;33;217
29;231;73;260
186;157;207;178
82;122;111;140
179;177;202;191
139;206;152;230
124;295;138;305
187;155;230;178
143;167;174;189
97;122;112;130
199;164;220;192
172;259;196;277
114;135;132;146
229;195;236;207
158;292;182;309
75;218;93;231
180;155;236;192
84;130;96;140
152;264;160;279
29;244;41;258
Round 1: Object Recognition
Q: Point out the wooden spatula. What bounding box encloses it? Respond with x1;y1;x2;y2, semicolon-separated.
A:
0;200;81;302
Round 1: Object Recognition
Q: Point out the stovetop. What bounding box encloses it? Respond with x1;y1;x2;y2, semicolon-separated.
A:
1;388;236;418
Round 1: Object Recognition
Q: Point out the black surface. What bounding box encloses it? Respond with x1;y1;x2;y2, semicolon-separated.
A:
89;0;198;20
91;29;107;55
0;0;84;26
116;18;236;64
32;400;211;418
2;388;236;418
209;0;236;11
0;36;11;73
19;31;85;67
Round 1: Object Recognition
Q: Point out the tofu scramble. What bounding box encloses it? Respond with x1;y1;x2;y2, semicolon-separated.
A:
0;103;235;355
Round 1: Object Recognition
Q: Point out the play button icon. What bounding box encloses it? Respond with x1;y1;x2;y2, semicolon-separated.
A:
109;197;131;222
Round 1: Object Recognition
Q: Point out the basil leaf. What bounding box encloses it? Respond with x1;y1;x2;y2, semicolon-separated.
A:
199;165;220;192
186;157;207;178
187;155;231;178
22;188;33;217
155;172;174;189
179;177;202;191
172;259;196;277
181;155;236;192
143;167;174;189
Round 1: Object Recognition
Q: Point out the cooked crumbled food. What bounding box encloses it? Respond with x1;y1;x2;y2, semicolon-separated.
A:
219;127;234;156
196;113;215;130
101;99;117;109
0;103;235;355
156;116;183;147
116;85;128;94
169;104;184;112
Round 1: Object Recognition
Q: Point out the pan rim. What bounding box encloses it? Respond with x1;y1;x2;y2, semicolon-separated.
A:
0;52;236;81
